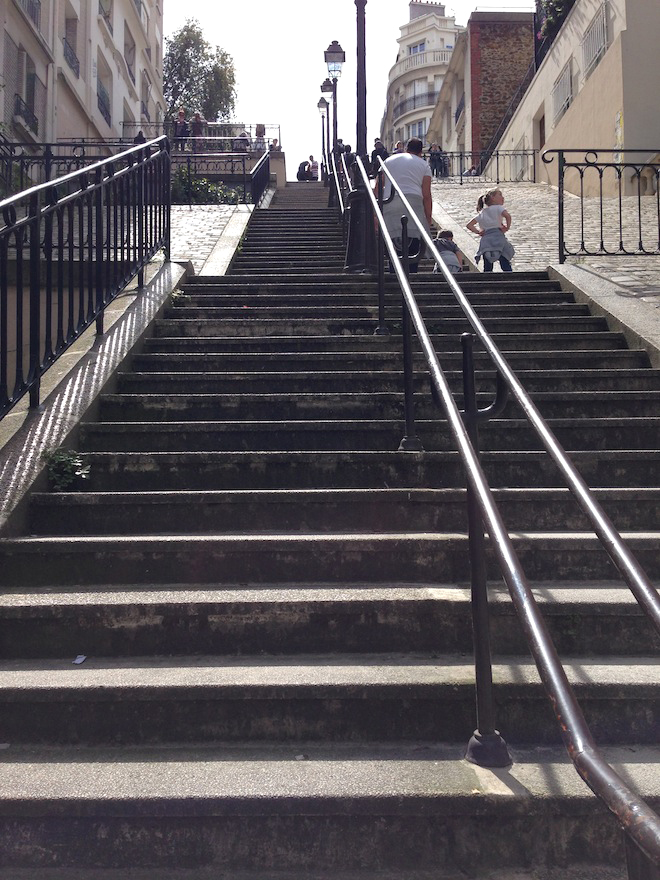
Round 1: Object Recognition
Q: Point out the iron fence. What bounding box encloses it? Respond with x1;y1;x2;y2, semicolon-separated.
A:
170;148;270;206
0;137;170;419
427;149;538;184
0;141;137;199
542;149;660;262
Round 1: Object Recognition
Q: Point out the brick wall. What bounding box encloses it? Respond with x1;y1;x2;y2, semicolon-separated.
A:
469;17;535;156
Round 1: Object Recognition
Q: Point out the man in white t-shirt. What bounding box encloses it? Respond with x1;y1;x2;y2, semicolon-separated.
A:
381;137;432;273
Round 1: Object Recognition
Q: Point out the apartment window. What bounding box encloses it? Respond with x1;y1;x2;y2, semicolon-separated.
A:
63;16;80;77
409;41;425;55
407;120;426;140
124;24;136;83
582;2;608;80
552;61;572;125
99;0;113;33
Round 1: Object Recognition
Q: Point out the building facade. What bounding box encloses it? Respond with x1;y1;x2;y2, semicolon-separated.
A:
483;0;660;194
427;11;535;159
1;0;165;144
380;1;462;151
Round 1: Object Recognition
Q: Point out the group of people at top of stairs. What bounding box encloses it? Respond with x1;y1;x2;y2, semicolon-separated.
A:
377;136;514;275
171;111;280;155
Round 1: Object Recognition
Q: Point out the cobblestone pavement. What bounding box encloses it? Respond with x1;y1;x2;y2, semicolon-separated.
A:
431;179;660;305
170;205;237;273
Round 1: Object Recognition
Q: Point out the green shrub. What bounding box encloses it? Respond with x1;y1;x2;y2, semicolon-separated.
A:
42;449;90;491
170;167;242;204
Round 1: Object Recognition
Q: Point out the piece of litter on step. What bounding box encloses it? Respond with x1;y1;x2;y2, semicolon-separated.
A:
73;655;87;664
295;754;308;761
0;743;10;750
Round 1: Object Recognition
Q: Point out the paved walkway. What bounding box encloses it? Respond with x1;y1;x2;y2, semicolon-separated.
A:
430;178;660;305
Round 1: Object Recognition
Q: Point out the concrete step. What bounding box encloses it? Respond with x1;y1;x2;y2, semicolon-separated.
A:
1;531;659;585
179;289;576;307
0;652;656;745
0;741;650;873
135;347;649;371
28;488;660;536
76;417;660;452
73;449;660;491
96;390;660;421
166;303;592;320
3;583;657;659
115;368;660;394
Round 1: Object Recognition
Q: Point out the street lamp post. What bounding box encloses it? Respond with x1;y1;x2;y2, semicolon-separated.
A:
345;0;375;273
355;0;367;162
320;78;333;165
317;97;328;182
324;41;345;149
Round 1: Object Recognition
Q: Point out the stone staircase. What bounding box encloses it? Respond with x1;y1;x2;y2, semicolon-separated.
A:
0;180;658;878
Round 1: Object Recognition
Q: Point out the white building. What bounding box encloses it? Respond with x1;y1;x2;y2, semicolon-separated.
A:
1;0;165;144
380;0;462;151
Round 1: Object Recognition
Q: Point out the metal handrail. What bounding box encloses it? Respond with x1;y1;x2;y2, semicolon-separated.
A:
356;152;660;867
0;136;170;420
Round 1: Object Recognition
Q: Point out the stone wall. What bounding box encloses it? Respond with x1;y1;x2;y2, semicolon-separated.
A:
468;14;535;156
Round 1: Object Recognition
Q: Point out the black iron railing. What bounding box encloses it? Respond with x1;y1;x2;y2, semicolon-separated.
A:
13;95;39;136
454;93;465;126
97;82;111;126
0;141;140;198
428;149;537;184
62;37;80;78
18;0;41;29
542;149;660;262
392;91;440;121
170;146;271;206
355;152;660;876
0;137;170;420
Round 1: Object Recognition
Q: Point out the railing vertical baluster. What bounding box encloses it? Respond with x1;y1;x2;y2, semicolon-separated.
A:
137;153;145;288
27;193;41;407
374;172;388;337
461;333;511;768
398;216;423;452
558;150;566;263
95;167;105;334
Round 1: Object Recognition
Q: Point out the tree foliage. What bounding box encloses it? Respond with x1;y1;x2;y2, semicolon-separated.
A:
538;0;577;38
163;20;236;122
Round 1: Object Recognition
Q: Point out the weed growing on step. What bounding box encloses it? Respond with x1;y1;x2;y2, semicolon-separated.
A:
42;449;90;491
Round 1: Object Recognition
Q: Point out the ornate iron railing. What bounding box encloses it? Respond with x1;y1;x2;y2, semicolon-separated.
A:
542;149;660;262
392;91;440;122
97;82;111;126
355;153;660;877
0;137;170;419
62;37;80;78
429;149;537;184
170;146;271;206
17;0;41;29
13;95;39;136
454;93;465;126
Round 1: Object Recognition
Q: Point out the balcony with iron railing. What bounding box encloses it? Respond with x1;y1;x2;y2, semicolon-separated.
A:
17;0;41;30
98;0;113;34
393;91;440;122
454;92;465;126
13;94;39;135
62;38;80;78
97;81;111;126
389;49;452;83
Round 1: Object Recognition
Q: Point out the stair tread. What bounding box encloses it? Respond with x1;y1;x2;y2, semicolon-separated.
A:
0;652;656;690
0;582;651;608
0;742;657;812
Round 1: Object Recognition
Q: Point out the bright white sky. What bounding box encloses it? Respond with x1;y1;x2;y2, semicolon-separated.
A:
163;1;534;179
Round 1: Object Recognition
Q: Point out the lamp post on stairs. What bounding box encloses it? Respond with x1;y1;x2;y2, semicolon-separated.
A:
345;0;375;273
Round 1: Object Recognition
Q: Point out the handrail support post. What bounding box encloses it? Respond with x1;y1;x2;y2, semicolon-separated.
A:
398;216;423;452
461;333;512;768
